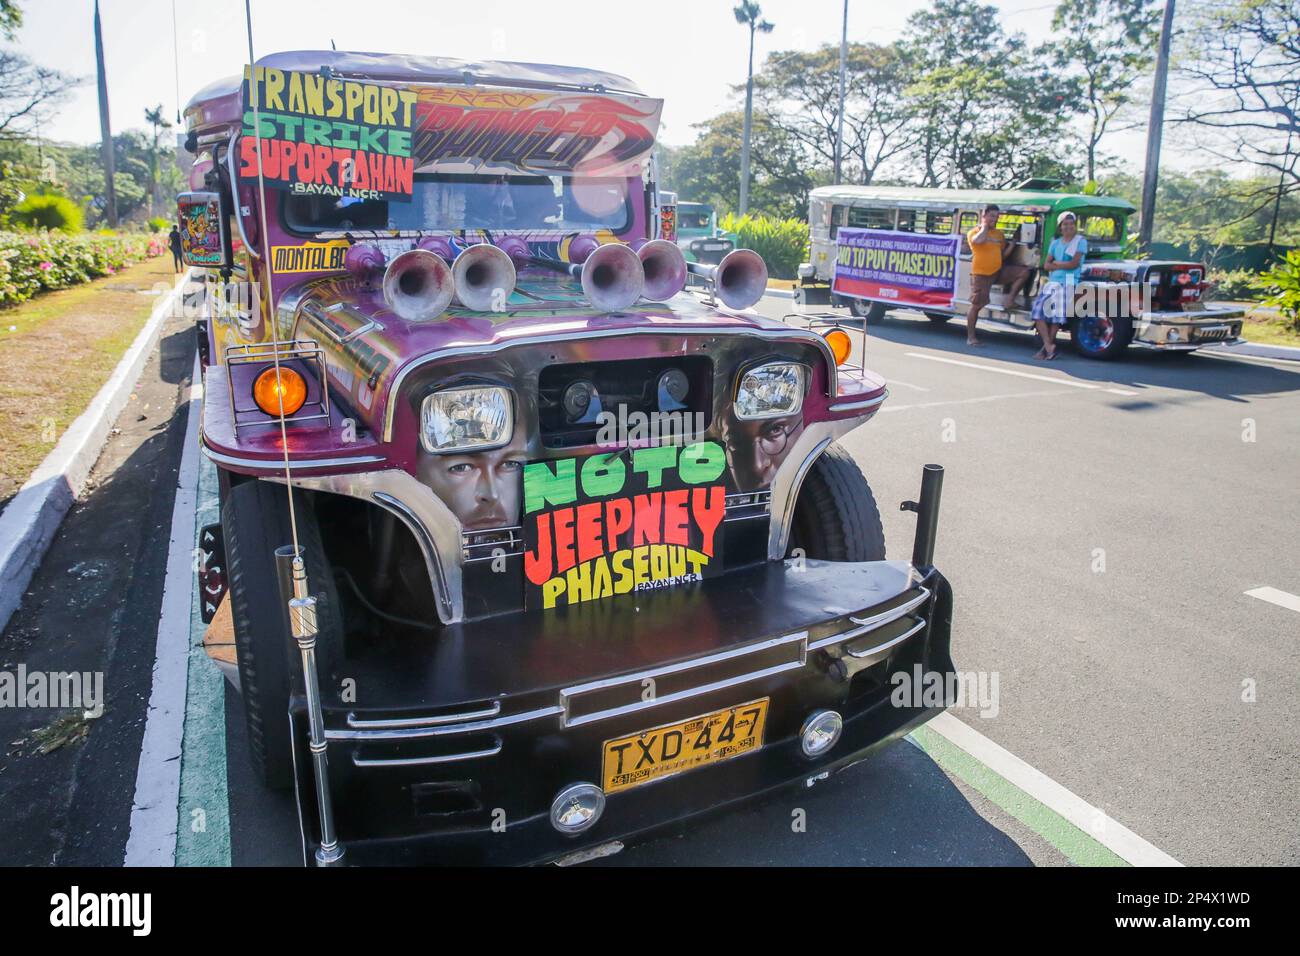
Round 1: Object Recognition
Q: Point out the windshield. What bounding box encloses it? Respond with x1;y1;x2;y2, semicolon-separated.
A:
1076;212;1124;243
677;205;713;231
283;173;633;234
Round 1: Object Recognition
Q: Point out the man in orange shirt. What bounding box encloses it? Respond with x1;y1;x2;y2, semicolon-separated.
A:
965;204;1033;346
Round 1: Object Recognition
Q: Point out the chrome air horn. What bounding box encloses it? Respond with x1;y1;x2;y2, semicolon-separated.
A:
533;241;646;312
579;242;645;311
451;243;518;312
635;239;689;302
687;247;769;310
381;249;455;320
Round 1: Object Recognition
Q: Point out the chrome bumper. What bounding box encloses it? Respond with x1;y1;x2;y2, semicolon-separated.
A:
1133;307;1245;349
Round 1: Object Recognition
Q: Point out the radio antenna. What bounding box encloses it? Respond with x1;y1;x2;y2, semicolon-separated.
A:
242;0;299;550
243;0;344;866
171;0;182;123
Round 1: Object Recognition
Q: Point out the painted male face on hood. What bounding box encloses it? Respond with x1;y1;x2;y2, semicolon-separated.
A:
417;431;528;530
720;411;805;491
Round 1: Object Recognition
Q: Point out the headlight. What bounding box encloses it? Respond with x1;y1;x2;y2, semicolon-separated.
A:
735;362;806;420
420;386;513;453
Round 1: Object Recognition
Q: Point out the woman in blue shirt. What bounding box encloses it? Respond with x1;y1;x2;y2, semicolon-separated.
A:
1031;211;1089;360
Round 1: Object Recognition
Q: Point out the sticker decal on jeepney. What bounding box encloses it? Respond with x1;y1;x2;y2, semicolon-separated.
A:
522;444;727;609
270;240;349;274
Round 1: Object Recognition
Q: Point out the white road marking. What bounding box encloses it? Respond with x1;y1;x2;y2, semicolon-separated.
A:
881;388;1083;413
1244;586;1300;613
903;352;1139;395
884;378;931;392
1196;350;1298;369
925;712;1183;867
124;354;203;867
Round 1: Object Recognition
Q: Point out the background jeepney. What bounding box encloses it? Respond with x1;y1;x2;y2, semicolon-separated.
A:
797;183;1246;360
185;51;954;866
675;199;735;265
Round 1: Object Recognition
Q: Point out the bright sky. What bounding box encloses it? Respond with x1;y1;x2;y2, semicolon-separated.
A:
14;0;1204;173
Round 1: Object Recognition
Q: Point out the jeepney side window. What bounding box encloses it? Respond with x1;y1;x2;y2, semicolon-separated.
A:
896;209;916;232
924;210;955;235
1078;214;1120;241
829;204;846;239
958;211;979;253
846;206;893;230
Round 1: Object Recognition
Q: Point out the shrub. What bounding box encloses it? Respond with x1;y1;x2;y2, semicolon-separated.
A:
1206;268;1264;301
719;213;809;280
1256;250;1300;333
0;230;162;308
11;194;85;233
148;216;171;232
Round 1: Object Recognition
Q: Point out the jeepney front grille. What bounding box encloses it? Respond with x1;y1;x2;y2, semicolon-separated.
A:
1192;326;1234;342
725;490;771;521
462;526;524;563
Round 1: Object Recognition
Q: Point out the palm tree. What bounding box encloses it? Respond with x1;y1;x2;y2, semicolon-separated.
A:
144;104;172;218
734;1;774;215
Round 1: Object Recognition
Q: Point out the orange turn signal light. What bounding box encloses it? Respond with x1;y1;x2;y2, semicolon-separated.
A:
253;366;308;417
824;328;853;366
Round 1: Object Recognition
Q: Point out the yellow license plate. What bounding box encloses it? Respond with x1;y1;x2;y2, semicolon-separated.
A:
601;698;769;794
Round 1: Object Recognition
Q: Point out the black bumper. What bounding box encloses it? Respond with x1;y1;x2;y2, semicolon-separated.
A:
290;560;956;866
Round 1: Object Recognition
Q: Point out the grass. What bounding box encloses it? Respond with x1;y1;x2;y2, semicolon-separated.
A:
0;256;177;505
29;710;94;755
1241;310;1300;348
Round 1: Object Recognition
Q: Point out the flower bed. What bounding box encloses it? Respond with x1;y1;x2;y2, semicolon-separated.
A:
0;231;165;309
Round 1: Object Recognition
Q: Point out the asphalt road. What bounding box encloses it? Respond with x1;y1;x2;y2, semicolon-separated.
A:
1;296;1296;866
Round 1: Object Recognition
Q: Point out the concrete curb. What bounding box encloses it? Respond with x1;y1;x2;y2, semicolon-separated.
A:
0;268;194;634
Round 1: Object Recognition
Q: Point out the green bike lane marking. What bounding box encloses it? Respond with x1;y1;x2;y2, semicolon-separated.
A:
175;450;232;866
908;724;1126;867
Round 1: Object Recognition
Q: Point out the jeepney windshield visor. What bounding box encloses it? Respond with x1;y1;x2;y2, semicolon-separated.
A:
283;172;631;234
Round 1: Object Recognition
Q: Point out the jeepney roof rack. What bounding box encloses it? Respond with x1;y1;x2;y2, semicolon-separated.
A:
1014;177;1066;191
184;51;646;132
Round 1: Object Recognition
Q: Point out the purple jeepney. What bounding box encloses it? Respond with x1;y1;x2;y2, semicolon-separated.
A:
183;51;955;866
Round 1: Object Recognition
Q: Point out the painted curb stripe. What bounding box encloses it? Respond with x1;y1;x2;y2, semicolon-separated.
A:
915;712;1181;867
124;354;203;866
0;270;194;633
174;448;231;866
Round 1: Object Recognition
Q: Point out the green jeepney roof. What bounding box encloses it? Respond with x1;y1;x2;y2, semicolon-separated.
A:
808;184;1137;216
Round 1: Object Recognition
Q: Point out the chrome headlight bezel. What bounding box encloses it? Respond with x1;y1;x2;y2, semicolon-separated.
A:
734;361;808;420
419;385;514;454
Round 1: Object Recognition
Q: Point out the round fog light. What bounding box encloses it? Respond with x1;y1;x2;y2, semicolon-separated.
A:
801;710;843;758
551;783;605;834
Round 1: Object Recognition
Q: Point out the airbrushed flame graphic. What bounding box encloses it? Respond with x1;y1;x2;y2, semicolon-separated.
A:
411;91;663;175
